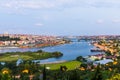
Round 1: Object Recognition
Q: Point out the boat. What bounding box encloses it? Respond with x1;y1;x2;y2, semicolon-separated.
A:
90;48;104;52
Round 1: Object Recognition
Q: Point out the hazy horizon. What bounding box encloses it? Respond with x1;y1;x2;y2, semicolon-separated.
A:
0;0;120;35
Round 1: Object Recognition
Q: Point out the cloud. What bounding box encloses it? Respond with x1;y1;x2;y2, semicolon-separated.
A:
1;0;120;10
0;1;53;9
96;19;104;24
35;23;44;27
112;19;120;23
87;0;120;8
0;0;75;9
3;3;12;8
1;0;120;13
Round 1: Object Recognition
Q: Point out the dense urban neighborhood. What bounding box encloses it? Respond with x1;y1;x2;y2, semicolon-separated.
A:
0;33;70;48
0;34;120;79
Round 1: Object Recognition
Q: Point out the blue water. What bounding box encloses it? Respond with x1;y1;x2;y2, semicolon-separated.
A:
0;41;102;63
40;41;102;63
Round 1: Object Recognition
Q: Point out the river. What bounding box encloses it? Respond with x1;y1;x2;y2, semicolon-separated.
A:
0;40;103;63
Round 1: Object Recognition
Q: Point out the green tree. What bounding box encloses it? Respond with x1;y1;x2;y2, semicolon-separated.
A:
43;65;46;80
91;64;103;80
76;56;86;62
1;74;12;80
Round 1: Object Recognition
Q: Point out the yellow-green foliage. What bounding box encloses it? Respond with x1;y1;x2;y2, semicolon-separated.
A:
107;74;120;80
45;60;81;70
0;51;62;62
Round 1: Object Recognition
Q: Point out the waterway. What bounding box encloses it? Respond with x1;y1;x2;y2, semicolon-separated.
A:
0;40;103;63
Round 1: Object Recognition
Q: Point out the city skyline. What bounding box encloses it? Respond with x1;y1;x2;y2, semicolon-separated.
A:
0;0;120;36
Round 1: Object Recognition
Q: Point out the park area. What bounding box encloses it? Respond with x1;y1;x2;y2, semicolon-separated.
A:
0;50;63;62
44;60;81;70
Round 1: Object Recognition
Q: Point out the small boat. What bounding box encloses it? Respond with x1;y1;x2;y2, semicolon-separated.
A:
90;48;104;52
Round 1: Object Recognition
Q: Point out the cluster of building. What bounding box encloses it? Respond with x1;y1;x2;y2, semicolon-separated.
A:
77;35;120;41
87;53;117;61
86;40;120;65
0;33;68;48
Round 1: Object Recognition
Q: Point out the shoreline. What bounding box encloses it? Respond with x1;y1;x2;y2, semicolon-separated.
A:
0;41;71;49
93;43;107;51
93;43;116;55
0;46;19;49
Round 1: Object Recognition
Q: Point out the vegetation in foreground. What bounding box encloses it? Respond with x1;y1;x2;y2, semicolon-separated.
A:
1;59;120;80
0;50;63;62
43;60;81;70
0;60;82;80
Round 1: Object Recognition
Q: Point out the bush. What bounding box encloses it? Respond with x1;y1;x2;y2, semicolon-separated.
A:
52;52;63;58
37;50;43;53
76;56;86;62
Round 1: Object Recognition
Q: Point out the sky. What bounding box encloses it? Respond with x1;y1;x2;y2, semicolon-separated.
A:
0;0;120;36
